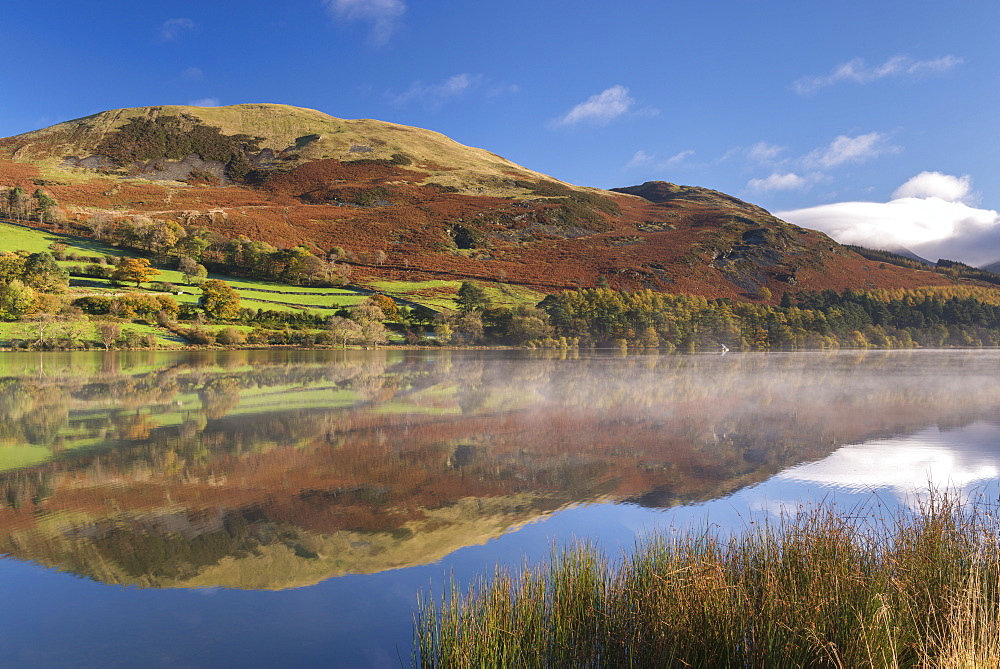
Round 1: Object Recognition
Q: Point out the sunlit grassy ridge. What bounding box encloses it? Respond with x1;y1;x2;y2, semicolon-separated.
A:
6;103;565;197
417;493;1000;668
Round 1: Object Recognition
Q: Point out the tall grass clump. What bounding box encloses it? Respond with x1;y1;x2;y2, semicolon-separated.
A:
415;492;1000;667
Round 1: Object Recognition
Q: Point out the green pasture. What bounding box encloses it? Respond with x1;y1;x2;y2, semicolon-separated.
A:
364;279;461;310
365;278;542;311
0;222;123;257
0;221;543;324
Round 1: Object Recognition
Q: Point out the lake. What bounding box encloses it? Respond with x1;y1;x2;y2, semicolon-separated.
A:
0;348;998;667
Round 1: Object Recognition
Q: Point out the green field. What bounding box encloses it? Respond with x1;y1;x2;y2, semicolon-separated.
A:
364;279;542;311
0;221;543;347
0;221;545;316
0;223;129;257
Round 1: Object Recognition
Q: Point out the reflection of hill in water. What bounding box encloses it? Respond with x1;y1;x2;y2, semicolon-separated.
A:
0;349;998;589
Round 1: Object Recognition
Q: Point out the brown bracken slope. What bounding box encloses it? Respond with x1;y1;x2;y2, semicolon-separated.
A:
0;104;952;299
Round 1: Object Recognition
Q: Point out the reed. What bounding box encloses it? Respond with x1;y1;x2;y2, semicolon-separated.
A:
415;493;1000;667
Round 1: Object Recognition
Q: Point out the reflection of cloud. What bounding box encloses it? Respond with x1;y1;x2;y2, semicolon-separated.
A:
748;498;804;518
794;55;962;94
775;424;1000;499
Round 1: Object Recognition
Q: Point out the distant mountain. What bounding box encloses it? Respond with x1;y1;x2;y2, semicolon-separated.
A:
0;104;955;298
887;247;936;266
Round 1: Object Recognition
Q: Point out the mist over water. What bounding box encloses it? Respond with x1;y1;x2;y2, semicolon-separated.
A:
0;349;998;665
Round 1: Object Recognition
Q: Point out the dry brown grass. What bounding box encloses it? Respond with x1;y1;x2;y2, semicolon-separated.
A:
417;492;1000;668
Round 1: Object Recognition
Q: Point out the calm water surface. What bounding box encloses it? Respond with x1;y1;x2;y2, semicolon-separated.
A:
0;348;998;667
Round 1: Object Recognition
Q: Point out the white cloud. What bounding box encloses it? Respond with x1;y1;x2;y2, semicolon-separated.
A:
626;150;654;169
747;172;818;193
324;0;406;45
722;141;786;165
663;150;694;166
625;149;693;171
188;98;221;107
892;171;973;203
161;18;195;41
805;132;898;169
555;85;638;127
794;55;962;94
747;141;785;164
387;73;484;108
180;67;204;81
778;172;1000;266
486;83;520;97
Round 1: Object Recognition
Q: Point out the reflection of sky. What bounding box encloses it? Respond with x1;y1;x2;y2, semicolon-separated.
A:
5;353;1000;667
485;421;1000;563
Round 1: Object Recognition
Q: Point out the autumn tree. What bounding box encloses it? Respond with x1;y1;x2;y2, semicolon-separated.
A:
96;322;121;350
178;256;208;284
0;252;27;284
0;280;36;320
506;306;553;344
24;252;69;293
224;237;278;273
350;298;388;347
453;311;484;344
199;279;241;320
370;294;399;321
115;215;184;256
112;257;160;287
432;320;453;344
326;315;363;347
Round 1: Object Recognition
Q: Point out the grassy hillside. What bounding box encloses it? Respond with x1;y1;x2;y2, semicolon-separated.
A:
0;104;964;301
0;103;567;198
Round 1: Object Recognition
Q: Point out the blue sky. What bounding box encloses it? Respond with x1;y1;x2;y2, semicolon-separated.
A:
4;1;1000;263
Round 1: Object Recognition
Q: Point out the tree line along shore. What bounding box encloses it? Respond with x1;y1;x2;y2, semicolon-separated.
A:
5;190;1000;351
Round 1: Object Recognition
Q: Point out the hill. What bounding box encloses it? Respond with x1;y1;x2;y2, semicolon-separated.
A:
0;104;954;299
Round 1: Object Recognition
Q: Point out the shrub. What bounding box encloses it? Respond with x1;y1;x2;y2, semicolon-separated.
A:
216;327;246;346
183;327;216;345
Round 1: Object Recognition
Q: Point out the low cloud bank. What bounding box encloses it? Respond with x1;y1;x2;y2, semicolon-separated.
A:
778;172;1000;267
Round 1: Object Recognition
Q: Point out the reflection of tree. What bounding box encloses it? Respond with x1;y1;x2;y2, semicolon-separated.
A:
112;412;158;441
0;471;51;509
0;379;34;422
198;377;242;419
0;381;69;445
2;350;1000;588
